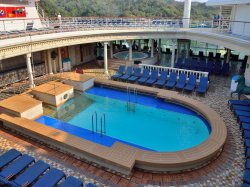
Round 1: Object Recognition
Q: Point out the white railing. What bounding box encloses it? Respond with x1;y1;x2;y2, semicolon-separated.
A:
138;64;209;82
0;16;250;39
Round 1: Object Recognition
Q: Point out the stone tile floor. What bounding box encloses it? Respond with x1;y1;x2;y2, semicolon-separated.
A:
0;67;246;187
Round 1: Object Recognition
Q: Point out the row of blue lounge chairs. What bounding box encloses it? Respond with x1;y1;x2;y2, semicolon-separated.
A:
0;149;96;187
228;99;250;187
174;58;229;75
112;65;209;94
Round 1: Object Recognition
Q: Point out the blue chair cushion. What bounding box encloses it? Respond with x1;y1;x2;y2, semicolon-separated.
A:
59;176;82;187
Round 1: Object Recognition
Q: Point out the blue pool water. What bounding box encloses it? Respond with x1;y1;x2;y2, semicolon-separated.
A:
113;51;149;60
36;86;210;152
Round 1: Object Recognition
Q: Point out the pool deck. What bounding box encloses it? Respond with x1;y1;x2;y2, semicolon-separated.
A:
0;68;245;186
0;76;227;176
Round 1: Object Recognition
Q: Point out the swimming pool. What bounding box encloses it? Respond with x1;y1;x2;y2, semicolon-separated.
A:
37;86;210;152
113;51;149;60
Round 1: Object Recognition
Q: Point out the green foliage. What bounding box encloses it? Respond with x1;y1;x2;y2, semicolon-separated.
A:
40;0;219;20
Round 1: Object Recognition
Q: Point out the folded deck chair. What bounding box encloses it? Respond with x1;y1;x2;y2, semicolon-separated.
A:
13;160;50;187
196;77;209;95
0;154;34;179
221;63;229;76
145;69;158;86
242;123;250;131
59;176;83;187
119;66;133;81
239;116;250;124
247;148;250;158
213;62;221;75
137;69;150;84
232;105;250;112
235;110;250;118
127;68;141;83
243;169;250;184
0;149;21;170
111;65;125;80
154;71;168;87
175;73;187;90
184;74;197;92
228;99;250;106
174;58;183;68
33;168;65;187
165;72;177;89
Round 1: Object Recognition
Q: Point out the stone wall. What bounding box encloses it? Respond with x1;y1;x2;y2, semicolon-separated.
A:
0;62;45;87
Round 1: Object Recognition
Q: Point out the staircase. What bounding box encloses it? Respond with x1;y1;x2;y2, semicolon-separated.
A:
220;6;232;31
35;1;51;25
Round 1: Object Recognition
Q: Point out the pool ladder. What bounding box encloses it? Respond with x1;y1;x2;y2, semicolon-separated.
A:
127;87;137;112
91;112;106;137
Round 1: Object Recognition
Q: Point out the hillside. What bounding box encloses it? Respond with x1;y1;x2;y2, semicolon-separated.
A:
40;0;218;20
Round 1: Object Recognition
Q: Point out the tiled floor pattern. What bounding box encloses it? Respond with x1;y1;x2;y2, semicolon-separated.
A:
0;64;246;186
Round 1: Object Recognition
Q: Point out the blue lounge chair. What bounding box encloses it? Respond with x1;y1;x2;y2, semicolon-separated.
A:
145;70;159;86
196;77;209;95
13;160;50;187
127;68;141;83
137;69;150;84
244;169;250;184
33;168;65;187
232;105;250;112
0;149;21;170
239;116;250;124
228;99;250;106
182;59;191;70
235;110;250;118
154;71;168;87
242;123;250;131
165;72;177;89
0;154;34;179
175;73;187;90
184;75;197;92
221;63;229;75
213;62;221;75
86;183;98;187
120;66;133;81
59;176;83;187
243;183;250;187
205;61;214;73
111;65;125;80
174;58;183;68
244;130;250;139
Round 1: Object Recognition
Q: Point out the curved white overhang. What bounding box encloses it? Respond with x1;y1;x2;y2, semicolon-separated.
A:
206;0;250;6
0;28;250;60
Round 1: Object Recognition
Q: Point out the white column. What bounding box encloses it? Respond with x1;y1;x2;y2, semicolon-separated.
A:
104;42;109;75
52;59;57;73
245;56;250;86
110;41;113;59
58;48;63;72
47;49;53;74
171;40;176;68
129;40;133;61
183;0;191;28
151;39;154;58
26;53;35;88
